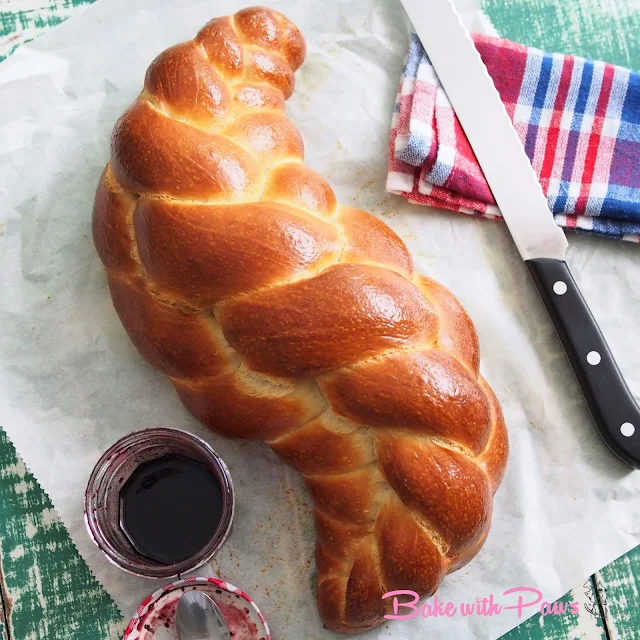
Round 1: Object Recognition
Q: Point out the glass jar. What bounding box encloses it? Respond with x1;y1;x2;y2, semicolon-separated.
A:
84;427;234;578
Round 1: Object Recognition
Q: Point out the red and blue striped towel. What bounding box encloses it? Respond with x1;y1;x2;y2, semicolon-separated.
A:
387;33;640;242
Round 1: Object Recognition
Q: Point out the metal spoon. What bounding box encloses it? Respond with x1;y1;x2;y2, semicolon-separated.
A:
176;590;231;640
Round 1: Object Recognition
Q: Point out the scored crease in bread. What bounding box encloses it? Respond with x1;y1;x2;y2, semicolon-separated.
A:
92;6;508;634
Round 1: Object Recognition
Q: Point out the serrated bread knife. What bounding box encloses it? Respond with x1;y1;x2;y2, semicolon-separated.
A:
400;0;640;468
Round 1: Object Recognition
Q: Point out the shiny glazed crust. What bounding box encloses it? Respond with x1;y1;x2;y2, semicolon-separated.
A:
92;7;508;634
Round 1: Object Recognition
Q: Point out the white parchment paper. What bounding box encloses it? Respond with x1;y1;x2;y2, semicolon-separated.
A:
1;0;640;638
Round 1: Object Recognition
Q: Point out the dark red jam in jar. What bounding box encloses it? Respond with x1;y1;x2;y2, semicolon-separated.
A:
85;427;234;578
119;453;225;565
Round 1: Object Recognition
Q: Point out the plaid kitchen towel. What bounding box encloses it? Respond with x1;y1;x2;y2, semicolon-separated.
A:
387;32;640;242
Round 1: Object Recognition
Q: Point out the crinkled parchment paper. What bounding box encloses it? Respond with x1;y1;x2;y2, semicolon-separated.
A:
1;0;639;638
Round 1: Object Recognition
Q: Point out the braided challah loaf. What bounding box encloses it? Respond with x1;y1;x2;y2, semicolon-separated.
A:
93;6;508;634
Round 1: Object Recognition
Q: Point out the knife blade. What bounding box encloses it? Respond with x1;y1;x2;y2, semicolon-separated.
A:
400;0;640;468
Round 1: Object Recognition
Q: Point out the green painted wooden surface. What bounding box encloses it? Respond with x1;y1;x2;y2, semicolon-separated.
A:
0;555;6;638
0;430;122;639
0;0;92;61
595;546;640;639
482;0;640;71
1;0;640;638
501;583;608;640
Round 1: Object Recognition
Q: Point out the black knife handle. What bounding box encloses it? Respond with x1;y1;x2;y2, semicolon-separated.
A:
525;258;640;468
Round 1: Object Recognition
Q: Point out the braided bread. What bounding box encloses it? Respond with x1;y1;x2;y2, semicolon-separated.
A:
92;6;508;634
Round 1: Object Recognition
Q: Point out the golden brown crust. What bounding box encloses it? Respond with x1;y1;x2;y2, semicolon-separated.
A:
417;275;481;374
233;82;286;111
317;574;349;631
224;110;304;161
376;501;446;594
262;163;337;218
111;100;261;200
269;416;375;474
133;199;341;307
377;434;492;557
92;168;138;274
344;547;389;629
478;378;510;491
306;468;379;525
173;372;324;441
218;264;439;378
320;349;491;454
196;18;245;78
234;7;306;71
338;206;414;275
92;6;508;634
144;42;231;125
108;274;237;379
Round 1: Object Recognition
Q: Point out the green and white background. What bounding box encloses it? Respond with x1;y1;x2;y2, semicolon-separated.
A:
0;0;639;638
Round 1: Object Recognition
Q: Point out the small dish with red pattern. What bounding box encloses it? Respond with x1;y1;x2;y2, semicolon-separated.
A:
123;576;270;640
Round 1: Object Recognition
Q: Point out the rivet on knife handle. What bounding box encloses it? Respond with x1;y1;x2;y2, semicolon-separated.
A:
526;259;640;468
